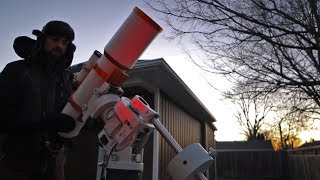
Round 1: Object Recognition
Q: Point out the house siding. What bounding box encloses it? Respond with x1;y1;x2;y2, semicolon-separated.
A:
158;92;202;180
206;123;215;150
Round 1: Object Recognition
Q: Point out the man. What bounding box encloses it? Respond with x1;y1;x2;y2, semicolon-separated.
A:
0;20;77;180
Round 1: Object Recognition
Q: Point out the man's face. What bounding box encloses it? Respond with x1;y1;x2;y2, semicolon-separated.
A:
43;35;70;59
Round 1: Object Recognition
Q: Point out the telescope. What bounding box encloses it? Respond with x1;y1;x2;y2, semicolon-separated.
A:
58;7;214;180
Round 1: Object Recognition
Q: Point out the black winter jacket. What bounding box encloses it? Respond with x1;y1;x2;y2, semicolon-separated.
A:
0;53;75;178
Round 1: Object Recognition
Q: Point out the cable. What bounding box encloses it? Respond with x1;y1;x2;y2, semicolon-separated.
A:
100;143;118;180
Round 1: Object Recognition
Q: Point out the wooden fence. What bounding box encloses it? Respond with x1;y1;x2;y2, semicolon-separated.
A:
209;150;287;180
208;146;320;180
287;145;320;180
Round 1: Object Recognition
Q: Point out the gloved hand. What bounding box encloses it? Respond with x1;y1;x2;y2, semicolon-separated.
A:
55;113;76;133
43;113;76;133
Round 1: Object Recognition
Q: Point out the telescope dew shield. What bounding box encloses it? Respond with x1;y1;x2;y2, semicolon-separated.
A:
104;7;162;69
59;7;162;138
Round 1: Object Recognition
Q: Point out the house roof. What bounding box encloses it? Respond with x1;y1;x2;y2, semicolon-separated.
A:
298;141;320;148
215;140;274;151
286;141;320;152
125;59;216;129
69;58;217;131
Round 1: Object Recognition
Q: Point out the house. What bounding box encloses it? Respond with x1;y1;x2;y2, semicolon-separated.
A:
65;58;217;180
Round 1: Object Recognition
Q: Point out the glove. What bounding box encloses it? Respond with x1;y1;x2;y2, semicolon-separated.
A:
55;113;76;133
43;113;76;133
45;114;75;152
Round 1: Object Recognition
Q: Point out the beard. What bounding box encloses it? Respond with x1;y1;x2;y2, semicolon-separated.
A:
43;50;67;77
47;47;66;61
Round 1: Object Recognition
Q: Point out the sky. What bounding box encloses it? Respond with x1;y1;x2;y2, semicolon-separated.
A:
2;0;308;142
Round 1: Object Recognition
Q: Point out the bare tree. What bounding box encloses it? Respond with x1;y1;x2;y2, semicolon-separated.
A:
228;89;273;140
143;0;320;112
266;93;316;149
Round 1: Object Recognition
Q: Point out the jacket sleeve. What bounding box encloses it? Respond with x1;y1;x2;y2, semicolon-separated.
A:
0;62;21;133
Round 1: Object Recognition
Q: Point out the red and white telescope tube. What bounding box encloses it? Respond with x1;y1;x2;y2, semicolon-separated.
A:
59;7;162;138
